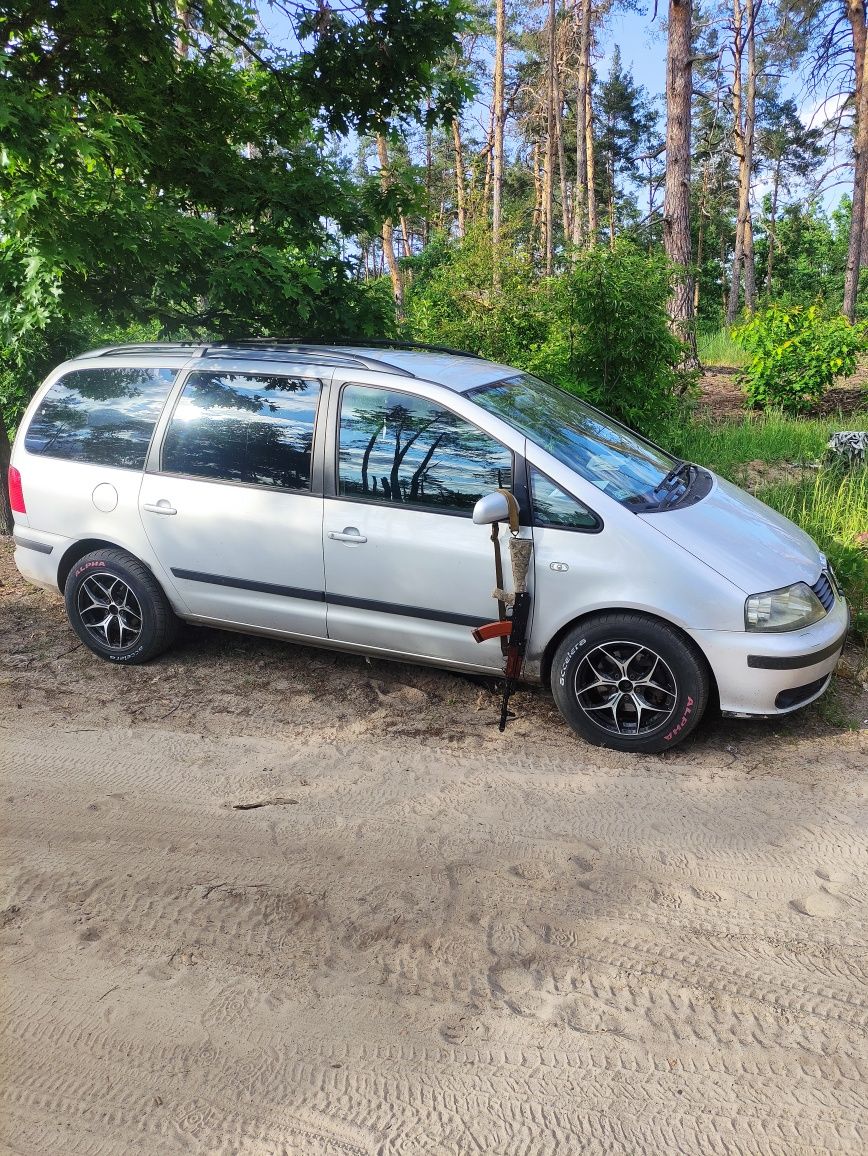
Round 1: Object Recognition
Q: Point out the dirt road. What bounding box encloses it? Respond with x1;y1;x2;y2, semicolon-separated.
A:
1;540;866;1154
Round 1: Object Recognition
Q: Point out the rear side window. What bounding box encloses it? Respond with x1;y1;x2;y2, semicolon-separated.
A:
161;371;321;491
24;367;177;470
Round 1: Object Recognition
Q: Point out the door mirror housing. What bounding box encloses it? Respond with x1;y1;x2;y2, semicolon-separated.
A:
472;491;511;525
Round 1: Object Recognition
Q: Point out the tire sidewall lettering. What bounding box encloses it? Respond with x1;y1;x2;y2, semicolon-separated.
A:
558;638;588;687
664;695;694;743
74;560;106;579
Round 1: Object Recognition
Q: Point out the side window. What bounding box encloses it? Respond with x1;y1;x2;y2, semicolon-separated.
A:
24;367;177;470
161;371;321;491
530;467;599;531
338;385;512;514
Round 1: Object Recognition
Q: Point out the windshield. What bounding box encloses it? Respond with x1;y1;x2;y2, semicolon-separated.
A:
471;373;680;508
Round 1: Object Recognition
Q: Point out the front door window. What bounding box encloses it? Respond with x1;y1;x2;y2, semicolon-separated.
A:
338;385;513;512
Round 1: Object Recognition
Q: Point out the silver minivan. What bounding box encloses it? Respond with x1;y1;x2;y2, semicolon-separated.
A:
8;341;849;752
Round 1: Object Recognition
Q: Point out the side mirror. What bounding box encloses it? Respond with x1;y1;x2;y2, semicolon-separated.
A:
472;491;511;525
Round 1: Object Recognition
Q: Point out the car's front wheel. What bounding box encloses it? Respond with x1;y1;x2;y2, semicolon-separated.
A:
551;612;709;753
64;548;178;664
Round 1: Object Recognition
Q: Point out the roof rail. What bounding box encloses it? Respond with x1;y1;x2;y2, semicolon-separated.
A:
204;342;416;377
271;338;484;360
86;342;207;357
82;341;416;378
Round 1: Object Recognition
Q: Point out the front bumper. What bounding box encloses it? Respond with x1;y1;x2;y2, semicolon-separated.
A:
689;594;849;716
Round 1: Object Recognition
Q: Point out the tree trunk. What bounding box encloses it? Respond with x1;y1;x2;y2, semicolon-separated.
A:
0;414;13;536
424;122;432;247
544;0;557;274
492;0;506;283
555;71;572;241
844;0;868;321
663;0;698;363
608;153;616;248
482;104;495;221
532;141;544;256
376;134;404;317
175;1;192;59
585;75;598;245
572;0;591;248
765;162;780;292
726;0;745;323
693;162;710;313
742;0;759;312
452;119;467;237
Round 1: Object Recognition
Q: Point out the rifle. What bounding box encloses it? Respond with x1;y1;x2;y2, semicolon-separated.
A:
473;589;531;731
471;492;533;730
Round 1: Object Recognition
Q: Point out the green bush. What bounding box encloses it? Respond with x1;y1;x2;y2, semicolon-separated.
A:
734;304;865;414
543;243;696;430
406;230;694;433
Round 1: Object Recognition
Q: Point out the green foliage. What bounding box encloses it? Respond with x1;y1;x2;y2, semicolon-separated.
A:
0;0;463;431
734;305;865;414
549;244;695;429
406;231;693;432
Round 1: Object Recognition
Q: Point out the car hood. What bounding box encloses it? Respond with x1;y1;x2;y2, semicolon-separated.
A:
639;471;824;595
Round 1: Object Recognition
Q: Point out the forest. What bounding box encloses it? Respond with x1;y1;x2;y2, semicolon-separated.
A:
1;0;866;617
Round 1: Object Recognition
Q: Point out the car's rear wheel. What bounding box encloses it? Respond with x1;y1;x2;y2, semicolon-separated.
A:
64;548;178;664
551;612;709;753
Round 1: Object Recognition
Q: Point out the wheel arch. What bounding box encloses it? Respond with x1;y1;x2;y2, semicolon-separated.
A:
57;538;147;593
540;607;719;705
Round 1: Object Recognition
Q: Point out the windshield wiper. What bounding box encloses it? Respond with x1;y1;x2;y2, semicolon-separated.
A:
653;461;693;505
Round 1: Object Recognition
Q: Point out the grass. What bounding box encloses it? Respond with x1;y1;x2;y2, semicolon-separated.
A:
696;327;749;367
660;410;868;482
756;467;868;634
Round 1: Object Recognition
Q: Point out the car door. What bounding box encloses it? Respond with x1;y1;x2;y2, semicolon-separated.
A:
139;361;328;638
322;376;526;671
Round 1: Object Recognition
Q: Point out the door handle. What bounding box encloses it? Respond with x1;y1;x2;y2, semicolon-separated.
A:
328;528;367;544
143;501;178;516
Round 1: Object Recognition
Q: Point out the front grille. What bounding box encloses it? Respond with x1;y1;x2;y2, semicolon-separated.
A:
811;572;835;612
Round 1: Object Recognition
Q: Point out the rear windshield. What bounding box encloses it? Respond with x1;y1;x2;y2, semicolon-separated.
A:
24;366;177;470
471;373;677;508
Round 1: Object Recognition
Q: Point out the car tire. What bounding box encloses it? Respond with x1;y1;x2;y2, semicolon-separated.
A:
64;548;178;664
551;612;709;753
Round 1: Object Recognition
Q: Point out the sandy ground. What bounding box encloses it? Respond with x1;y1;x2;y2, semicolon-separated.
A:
1;538;867;1155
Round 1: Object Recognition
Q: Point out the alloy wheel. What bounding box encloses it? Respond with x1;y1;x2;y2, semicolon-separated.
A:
573;641;678;736
76;572;144;651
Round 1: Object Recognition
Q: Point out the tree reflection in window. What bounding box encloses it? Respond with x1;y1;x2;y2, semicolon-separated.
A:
161;372;320;490
339;385;512;513
24;368;177;469
473;374;677;507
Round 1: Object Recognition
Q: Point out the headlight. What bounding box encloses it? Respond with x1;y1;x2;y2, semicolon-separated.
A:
745;582;827;632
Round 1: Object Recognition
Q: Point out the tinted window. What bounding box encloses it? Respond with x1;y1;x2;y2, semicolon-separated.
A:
161;371;321;490
473;374;679;509
338;385;512;513
530;468;599;530
24;367;176;470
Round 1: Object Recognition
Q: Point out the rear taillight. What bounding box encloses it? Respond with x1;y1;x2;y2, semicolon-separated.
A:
8;466;26;514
